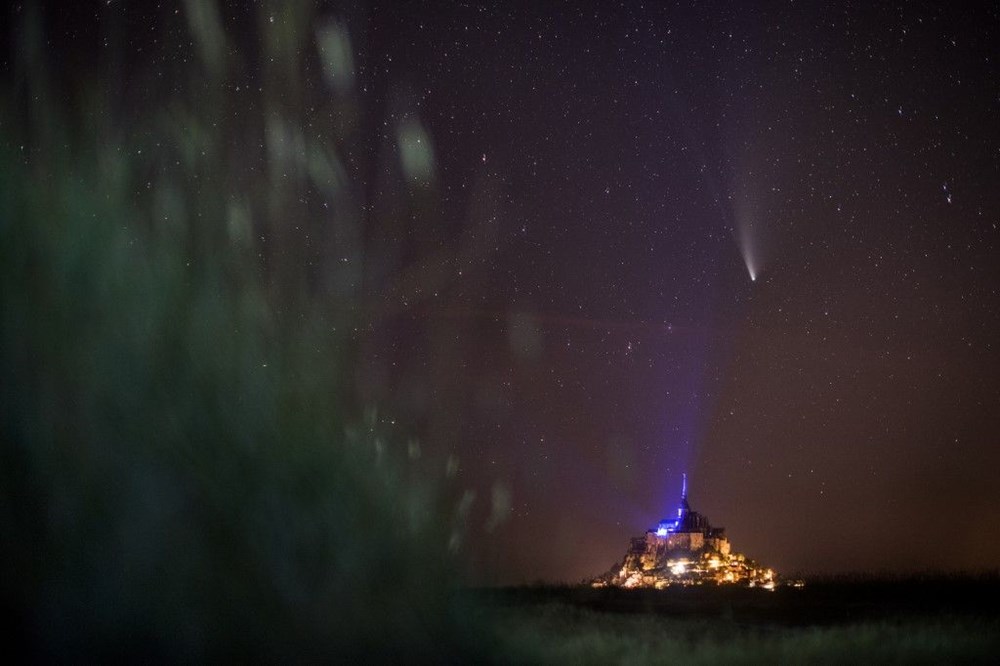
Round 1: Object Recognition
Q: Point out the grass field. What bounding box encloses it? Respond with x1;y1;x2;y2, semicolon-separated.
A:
478;579;1000;663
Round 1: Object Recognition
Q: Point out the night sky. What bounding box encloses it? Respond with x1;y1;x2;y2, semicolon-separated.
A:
20;1;1000;583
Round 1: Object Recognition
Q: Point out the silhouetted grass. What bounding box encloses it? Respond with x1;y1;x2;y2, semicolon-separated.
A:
480;574;1000;625
480;582;1000;663
493;602;999;665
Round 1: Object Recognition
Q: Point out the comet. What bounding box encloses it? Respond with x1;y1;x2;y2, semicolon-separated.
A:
728;163;763;284
742;245;757;282
737;217;759;283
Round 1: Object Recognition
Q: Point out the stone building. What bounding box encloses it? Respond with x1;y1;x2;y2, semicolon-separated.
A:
593;475;778;589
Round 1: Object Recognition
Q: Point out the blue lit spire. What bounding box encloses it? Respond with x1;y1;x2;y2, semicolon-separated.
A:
677;472;690;519
657;473;690;536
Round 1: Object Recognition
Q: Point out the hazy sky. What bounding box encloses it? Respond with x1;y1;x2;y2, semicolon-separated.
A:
31;0;1000;583
360;1;1000;581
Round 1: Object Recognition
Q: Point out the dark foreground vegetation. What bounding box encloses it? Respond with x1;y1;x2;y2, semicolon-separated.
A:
484;574;1000;626
1;2;483;660
479;576;1000;663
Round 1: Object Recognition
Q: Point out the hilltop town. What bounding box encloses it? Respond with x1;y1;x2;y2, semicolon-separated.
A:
592;475;783;589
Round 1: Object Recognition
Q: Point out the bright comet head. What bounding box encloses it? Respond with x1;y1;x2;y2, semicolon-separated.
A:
736;222;760;283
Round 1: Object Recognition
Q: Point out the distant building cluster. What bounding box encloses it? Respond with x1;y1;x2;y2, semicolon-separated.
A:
592;475;787;590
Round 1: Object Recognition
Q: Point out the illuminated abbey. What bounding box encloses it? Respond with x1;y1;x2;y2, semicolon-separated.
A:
592;475;780;589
